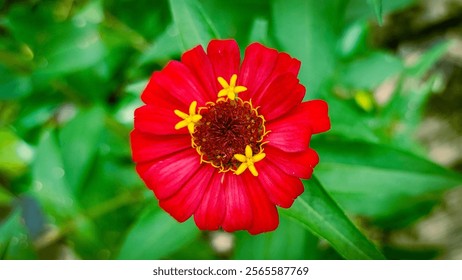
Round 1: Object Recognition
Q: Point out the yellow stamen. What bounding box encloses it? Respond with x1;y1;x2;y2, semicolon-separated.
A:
174;101;202;134
234;145;265;176
217;74;247;100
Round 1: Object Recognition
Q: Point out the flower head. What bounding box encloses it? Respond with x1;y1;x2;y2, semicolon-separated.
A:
130;39;330;234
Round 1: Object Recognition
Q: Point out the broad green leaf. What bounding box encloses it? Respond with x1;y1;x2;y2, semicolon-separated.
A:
282;177;385;260
340;51;403;90
272;0;345;97
169;0;219;51
32;22;105;81
29;130;78;222
313;138;462;219
58;106;105;194
0;210;37;259
234;216;314;260
368;0;383;25
117;206;199;260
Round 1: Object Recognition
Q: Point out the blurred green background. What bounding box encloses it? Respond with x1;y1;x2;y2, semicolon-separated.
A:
1;0;462;260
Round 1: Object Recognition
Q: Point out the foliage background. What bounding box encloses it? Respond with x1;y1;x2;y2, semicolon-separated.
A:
1;0;461;260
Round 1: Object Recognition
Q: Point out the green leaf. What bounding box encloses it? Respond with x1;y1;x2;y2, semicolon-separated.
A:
4;2;105;83
168;0;219;51
234;216;314;260
0;128;34;177
340;51;403;90
68;216;105;259
338;20;369;59
124;79;149;96
346;0;415;24
104;0;169;41
0;210;37;259
282;177;385;260
313;138;462;219
200;0;271;45
324;96;380;142
29;130;78;222
137;24;182;66
382;75;439;149
368;0;383;26
58;106;105;194
248;18;270;45
117;206;199;260
406;40;451;78
272;0;345;97
32;22;105;81
0;66;32;100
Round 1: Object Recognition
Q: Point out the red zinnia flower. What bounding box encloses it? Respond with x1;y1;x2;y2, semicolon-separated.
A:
130;39;330;234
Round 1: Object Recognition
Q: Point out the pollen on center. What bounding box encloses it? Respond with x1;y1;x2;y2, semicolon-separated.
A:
191;98;268;173
217;74;247;100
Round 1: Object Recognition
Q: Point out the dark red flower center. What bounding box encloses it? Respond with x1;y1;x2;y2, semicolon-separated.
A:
192;99;267;171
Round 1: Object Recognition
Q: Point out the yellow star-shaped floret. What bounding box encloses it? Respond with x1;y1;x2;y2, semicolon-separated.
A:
174;101;202;134
234;145;266;176
217;74;247;100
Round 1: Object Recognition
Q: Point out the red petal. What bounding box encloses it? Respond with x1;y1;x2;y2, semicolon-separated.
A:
152;61;210;106
141;72;183;108
265;146;319;179
194;173;226;231
303;100;331;134
239;42;278;98
242;172;279;235
257;160;304;208
221;173;253;232
207;39;241;83
159;165;215;222
272;52;301;77
181;45;217;101
130;130;191;163
265;100;329;152
136;149;201;200
255;74;304;120
239;44;301;102
134;104;187;136
265;109;312;152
